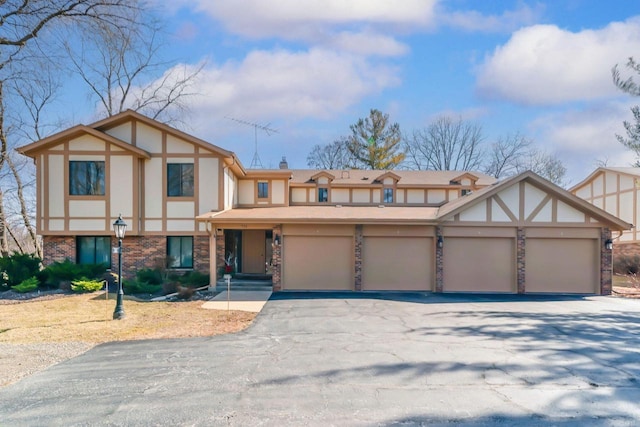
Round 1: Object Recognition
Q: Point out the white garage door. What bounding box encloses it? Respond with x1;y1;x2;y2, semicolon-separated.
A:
443;237;515;293
362;237;433;291
282;236;353;290
526;238;598;294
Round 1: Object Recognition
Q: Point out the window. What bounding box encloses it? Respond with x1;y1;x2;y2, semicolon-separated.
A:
167;236;193;268
257;181;269;199
318;187;328;202
461;189;472;196
167;163;194;197
69;161;105;195
77;236;111;265
383;188;394;203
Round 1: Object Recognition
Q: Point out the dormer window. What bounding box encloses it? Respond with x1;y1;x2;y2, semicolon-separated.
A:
383;187;394;203
318;187;328;202
461;189;472;196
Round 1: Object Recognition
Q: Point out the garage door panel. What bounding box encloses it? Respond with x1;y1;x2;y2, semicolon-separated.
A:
443;237;515;293
362;237;433;291
527;238;597;293
283;236;353;290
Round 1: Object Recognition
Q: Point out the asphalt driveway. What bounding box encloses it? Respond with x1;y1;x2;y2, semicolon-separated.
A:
1;293;640;426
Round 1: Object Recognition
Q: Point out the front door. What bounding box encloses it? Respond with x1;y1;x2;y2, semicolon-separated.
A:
242;230;266;273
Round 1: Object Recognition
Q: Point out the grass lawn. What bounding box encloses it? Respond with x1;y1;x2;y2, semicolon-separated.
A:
0;292;256;344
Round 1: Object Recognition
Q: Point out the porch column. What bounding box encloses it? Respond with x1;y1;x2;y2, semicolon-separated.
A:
209;228;217;288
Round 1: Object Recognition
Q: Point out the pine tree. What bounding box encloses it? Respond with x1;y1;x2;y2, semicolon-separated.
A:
347;109;405;170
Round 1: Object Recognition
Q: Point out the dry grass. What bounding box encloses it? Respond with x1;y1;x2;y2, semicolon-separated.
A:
0;292;257;344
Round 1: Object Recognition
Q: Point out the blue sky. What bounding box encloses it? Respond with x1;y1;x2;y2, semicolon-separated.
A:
88;1;640;184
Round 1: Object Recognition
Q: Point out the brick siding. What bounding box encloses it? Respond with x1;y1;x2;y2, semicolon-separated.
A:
42;234;209;280
516;227;525;294
272;226;282;291
601;228;612;295
354;225;363;291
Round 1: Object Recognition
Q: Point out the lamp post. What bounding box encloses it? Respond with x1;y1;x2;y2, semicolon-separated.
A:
113;214;127;320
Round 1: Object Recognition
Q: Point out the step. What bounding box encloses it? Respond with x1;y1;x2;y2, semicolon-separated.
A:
215;279;273;292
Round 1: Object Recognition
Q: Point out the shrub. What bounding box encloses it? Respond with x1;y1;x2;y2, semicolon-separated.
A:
178;271;210;288
135;268;163;285
176;285;195;300
0;253;41;289
11;277;39;293
71;279;105;293
162;281;178;295
123;280;162;295
614;254;640;275
42;260;108;288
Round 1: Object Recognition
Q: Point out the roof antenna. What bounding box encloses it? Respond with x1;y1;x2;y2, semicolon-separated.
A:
226;116;278;168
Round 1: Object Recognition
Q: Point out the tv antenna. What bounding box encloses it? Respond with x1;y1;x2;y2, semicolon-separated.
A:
226;117;278;168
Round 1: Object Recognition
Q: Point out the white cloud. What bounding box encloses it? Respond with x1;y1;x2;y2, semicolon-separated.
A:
529;101;637;183
327;31;409;57
184;0;437;39
440;3;544;33
477;18;640;105
171;48;400;130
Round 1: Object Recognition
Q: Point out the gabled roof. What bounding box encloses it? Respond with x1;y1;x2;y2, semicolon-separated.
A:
438;170;633;230
18;125;151;159
570;167;640;192
374;171;401;183
310;171;336;182
449;172;479;184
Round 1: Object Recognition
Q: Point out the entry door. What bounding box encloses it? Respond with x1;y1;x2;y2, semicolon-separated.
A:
242;230;266;274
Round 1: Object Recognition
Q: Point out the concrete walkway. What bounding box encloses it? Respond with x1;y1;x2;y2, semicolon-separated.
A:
1;293;640;426
201;290;272;312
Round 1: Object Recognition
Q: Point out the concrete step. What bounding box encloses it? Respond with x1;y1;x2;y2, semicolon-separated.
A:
215;279;273;292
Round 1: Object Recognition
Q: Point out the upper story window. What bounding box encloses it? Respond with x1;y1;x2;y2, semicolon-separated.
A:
383;188;394;203
77;236;111;265
461;189;472;196
318;187;328;202
69;161;105;196
167;163;194;197
257;181;269;199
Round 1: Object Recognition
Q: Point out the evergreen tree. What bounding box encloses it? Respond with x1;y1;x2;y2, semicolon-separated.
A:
347;109;405;170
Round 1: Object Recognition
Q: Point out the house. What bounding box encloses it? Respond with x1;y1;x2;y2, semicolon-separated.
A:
19;111;631;295
570;167;639;257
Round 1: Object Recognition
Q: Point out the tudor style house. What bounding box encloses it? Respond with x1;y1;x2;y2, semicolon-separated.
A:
19;110;631;295
571;167;640;257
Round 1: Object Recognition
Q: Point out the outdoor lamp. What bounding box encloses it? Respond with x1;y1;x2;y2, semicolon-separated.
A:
437;235;443;249
605;238;613;251
112;214;127;320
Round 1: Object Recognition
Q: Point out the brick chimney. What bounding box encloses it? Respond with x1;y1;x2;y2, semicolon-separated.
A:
279;156;288;169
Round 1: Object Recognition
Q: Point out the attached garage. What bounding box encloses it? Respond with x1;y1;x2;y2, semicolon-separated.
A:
442;229;516;293
361;226;434;291
525;229;600;294
281;225;354;290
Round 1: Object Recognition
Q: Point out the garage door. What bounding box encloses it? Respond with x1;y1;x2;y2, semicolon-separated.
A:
282;236;353;290
362;237;433;290
526;238;598;294
443;237;515;292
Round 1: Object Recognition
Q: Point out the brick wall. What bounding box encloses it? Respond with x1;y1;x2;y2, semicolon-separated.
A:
354;225;363;291
601;228;612;295
516;227;525;294
435;226;444;292
42;234;210;280
272;226;282;291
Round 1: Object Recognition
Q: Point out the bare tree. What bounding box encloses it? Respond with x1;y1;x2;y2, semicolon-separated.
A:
347;109;405;170
306;138;353;169
483;133;533;179
515;148;567;187
404;116;484;171
0;1;144;256
63;14;202;125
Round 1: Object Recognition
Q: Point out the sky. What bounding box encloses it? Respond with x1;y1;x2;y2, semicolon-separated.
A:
85;1;640;185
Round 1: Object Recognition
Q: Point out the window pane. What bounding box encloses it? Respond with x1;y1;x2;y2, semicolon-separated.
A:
95;237;111;265
258;182;268;198
70;161;105;196
167;236;193;268
167;164;180;196
384;188;393;203
167;164;194;197
77;237;96;264
318;188;328;202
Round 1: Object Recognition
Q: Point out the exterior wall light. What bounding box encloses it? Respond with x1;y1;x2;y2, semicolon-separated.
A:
605;238;613;251
274;234;280;246
112;214;127;320
437;235;443;249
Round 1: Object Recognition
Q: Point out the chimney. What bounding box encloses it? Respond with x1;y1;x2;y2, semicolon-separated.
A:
279;156;288;169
